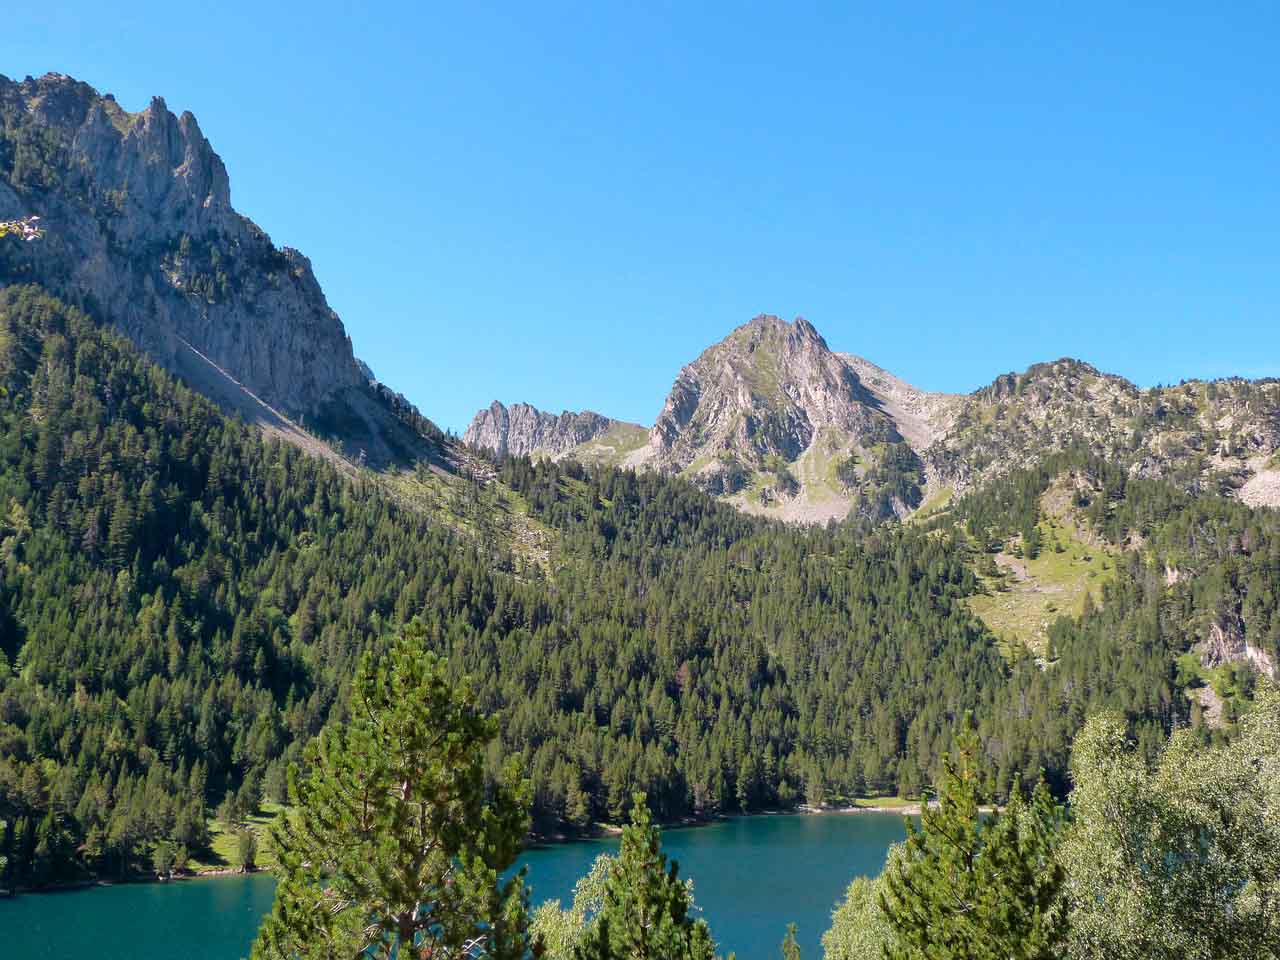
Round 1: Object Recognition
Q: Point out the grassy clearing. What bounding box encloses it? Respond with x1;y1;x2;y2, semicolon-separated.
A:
384;467;555;571
907;484;954;524
188;801;287;872
966;516;1115;659
570;422;650;466
795;429;853;504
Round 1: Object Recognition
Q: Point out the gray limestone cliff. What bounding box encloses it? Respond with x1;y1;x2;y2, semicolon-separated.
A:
0;72;365;420
464;401;619;458
642;314;904;497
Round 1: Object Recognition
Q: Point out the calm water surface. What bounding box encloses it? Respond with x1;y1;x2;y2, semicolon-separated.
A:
0;812;905;960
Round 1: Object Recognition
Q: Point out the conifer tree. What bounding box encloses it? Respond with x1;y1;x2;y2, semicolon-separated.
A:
879;729;1066;960
251;622;534;960
575;794;719;960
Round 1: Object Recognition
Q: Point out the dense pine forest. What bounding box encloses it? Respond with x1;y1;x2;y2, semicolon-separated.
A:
1;283;1277;893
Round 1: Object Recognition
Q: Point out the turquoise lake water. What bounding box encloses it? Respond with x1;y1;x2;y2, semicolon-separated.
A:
0;812;906;959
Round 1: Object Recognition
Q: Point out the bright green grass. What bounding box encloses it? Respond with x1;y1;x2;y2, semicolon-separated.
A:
906;484;954;524
188;802;287;872
967;517;1115;659
796;429;854;502
384;467;555;570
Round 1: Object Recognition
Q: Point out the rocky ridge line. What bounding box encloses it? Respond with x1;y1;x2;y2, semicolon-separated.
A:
463;401;625;459
0;72;365;419
465;318;1280;520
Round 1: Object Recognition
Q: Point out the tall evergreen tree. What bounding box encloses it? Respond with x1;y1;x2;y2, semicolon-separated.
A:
780;923;801;960
879;729;1066;960
251;622;534;960
575;795;720;960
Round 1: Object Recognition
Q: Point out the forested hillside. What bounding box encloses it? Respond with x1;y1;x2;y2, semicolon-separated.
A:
0;285;477;887
0;284;1004;888
1;284;1276;893
948;450;1280;792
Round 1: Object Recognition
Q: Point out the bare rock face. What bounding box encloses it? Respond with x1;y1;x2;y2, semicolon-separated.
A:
463;316;939;522
465;312;1280;522
838;353;961;451
644;314;901;493
464;401;618;459
0;72;365;418
1200;618;1277;680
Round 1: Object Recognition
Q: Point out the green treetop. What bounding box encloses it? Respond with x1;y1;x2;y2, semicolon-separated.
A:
879;728;1066;960
250;621;534;960
532;852;616;960
779;922;801;960
575;794;722;960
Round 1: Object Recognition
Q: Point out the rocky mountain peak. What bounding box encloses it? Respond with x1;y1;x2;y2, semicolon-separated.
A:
924;359;1280;503
0;71;366;421
726;313;830;362
464;314;1280;522
464;401;633;460
644;314;895;492
979;358;1133;405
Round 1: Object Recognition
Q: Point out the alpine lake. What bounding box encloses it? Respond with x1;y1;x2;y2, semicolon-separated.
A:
0;811;908;960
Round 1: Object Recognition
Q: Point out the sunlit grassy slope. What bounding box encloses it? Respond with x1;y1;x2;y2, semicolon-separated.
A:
966;515;1116;659
188;802;287;872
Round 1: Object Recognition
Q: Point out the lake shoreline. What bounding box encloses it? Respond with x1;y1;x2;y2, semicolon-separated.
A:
0;865;265;897
6;802;928;896
2;809;909;960
526;799;932;847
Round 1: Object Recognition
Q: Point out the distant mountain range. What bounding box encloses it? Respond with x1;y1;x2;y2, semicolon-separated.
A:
4;71;1278;527
466;314;1280;522
3;71;1279;898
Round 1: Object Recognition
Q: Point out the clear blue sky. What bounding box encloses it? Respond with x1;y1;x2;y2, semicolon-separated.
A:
5;3;1278;432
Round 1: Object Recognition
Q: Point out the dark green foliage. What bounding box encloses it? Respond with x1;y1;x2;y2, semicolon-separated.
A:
0;284;1013;888
151;838;179;878
835;453;860;489
252;623;533;960
0;281;1276;895
575;795;717;960
0;113;65;191
842;442;924;523
494;454;1006;824
953;451;1280;794
762;453;799;497
879;730;1066;960
0;285;483;885
234;829;257;873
